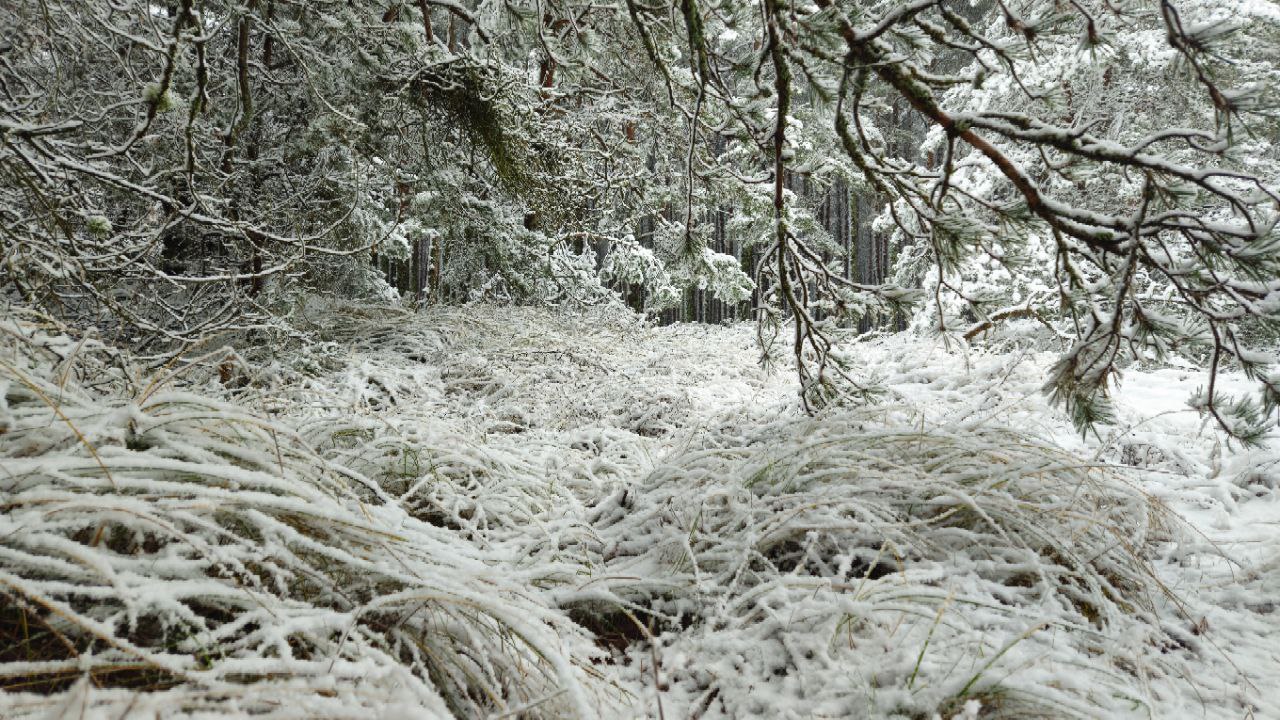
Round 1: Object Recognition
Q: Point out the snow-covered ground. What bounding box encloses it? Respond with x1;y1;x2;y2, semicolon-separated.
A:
1;305;1277;718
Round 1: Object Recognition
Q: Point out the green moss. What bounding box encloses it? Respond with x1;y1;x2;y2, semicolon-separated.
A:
86;215;113;238
411;62;552;194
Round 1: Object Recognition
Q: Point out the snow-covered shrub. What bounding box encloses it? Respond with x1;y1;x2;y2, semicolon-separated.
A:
536;245;619;308
674;248;756;306
602;237;680;311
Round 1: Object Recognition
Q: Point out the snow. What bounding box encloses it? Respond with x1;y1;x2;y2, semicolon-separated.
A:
1;305;1277;718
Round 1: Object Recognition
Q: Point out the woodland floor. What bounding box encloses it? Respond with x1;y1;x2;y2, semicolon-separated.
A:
2;304;1278;718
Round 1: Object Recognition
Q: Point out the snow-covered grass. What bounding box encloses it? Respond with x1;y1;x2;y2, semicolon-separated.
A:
1;305;1276;718
0;311;600;719
590;415;1179;719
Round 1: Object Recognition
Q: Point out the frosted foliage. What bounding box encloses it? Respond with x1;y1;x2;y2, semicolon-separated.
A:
1;307;1277;719
0;312;600;719
595;419;1169;718
601;238;681;310
602;237;671;289
695;249;755;304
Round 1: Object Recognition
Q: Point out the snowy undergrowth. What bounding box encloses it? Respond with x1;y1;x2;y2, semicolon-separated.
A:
590;415;1181;719
1;305;1276;719
0;311;601;719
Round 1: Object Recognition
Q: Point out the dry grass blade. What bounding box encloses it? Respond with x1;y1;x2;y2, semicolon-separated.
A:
0;316;602;719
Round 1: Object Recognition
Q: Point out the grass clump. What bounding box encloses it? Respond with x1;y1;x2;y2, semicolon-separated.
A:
588;412;1182;718
0;314;601;719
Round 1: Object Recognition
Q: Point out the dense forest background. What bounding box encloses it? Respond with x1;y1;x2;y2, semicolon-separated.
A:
5;0;1280;428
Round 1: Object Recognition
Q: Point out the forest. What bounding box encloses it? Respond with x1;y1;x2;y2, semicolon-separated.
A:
2;0;1279;717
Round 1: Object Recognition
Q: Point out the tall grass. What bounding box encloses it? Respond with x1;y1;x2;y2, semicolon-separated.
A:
1;306;1249;719
586;412;1187;718
0;313;600;719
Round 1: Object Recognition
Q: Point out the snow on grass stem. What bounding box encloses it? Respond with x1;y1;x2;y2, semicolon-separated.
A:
0;315;602;718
